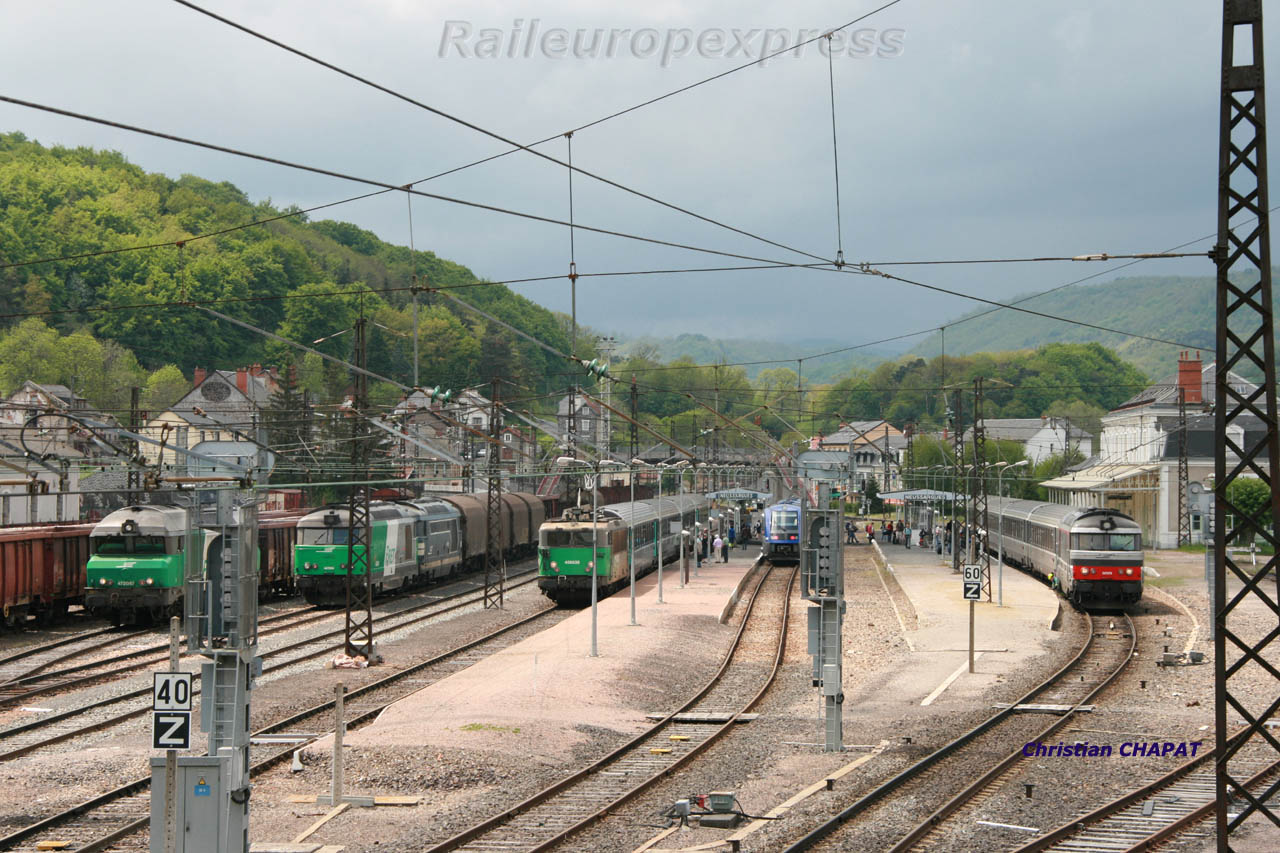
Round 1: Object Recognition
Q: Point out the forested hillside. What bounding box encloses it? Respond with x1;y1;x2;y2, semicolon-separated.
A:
0;133;1155;448
904;271;1267;380
0;132;575;410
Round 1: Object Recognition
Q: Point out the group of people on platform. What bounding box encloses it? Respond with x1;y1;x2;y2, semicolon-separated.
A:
695;521;750;568
843;518;983;555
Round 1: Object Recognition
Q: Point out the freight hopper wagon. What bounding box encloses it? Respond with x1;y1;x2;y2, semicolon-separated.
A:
0;520;94;626
990;497;1144;607
537;494;707;605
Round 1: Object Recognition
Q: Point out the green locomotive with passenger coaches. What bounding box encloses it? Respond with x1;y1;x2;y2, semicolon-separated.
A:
537;494;708;605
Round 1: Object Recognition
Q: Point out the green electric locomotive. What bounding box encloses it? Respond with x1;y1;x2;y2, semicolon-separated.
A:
537;494;708;605
85;505;205;624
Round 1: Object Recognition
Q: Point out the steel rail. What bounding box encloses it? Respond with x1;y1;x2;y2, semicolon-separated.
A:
781;611;1128;852
0;588;557;850
0;573;539;762
887;613;1137;851
0;626;147;686
526;564;797;853
422;557;787;853
0;605;320;701
1006;730;1246;852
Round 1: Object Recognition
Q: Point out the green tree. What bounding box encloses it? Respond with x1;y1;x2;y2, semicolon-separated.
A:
1226;477;1272;543
142;365;188;412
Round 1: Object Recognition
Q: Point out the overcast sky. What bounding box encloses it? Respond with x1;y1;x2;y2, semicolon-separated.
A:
0;1;1264;351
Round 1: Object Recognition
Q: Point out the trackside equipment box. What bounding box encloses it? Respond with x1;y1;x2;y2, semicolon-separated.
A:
150;756;245;853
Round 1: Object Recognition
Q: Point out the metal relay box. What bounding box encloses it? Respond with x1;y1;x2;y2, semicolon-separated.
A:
150;756;245;853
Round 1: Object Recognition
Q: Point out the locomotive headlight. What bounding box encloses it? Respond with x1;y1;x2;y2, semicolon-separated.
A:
1125;567;1134;575
99;578;112;586
142;577;154;586
588;560;595;570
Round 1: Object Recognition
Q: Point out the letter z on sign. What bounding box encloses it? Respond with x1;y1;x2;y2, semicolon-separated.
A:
153;711;191;750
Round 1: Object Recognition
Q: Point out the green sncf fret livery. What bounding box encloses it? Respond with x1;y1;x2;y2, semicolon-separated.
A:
537;494;708;605
85;505;206;625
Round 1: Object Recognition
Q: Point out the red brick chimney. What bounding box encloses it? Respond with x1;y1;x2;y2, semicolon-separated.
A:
1177;350;1203;404
236;367;249;394
193;367;206;386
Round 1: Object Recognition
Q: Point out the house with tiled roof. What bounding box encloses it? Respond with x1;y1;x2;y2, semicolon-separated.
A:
139;366;277;466
1041;351;1259;547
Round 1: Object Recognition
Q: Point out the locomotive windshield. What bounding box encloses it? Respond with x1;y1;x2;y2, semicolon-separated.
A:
541;529;597;547
770;509;799;533
93;535;168;555
1071;532;1142;551
299;527;350;546
1108;533;1141;551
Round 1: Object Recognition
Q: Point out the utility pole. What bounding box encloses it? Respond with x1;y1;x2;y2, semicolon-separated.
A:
1214;2;1280;847
881;424;890;495
951;390;964;576
972;378;991;601
484;378;504;609
344;315;376;662
128;386;142;505
629;377;639;462
1177;385;1192;546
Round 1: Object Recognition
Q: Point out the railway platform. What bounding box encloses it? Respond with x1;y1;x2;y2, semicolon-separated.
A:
335;549;760;760
864;537;1063;708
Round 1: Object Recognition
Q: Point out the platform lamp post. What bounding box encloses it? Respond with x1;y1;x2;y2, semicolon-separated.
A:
628;459;638;626
672;460;691;588
995;459;1028;607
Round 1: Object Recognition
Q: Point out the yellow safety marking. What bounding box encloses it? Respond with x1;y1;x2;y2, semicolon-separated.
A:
649;747;672;754
36;843;72;851
668;735;690;741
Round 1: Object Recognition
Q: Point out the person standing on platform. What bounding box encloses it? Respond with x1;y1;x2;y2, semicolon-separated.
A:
902;521;912;549
712;533;723;563
720;535;729;562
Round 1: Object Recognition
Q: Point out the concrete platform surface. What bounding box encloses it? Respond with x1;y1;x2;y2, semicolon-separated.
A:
866;539;1062;708
337;552;757;759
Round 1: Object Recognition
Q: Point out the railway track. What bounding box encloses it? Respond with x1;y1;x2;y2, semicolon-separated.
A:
0;569;538;763
0;625;149;692
0;604;320;706
1;583;561;852
422;559;796;853
782;612;1136;852
1008;740;1280;853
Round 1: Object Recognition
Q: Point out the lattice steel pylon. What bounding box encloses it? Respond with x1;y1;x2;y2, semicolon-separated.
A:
1177;386;1192;546
951;390;964;576
972;378;991;600
484;378;504;610
1214;2;1280;847
344;316;376;661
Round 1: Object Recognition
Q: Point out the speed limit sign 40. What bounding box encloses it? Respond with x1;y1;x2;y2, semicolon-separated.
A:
153;672;193;711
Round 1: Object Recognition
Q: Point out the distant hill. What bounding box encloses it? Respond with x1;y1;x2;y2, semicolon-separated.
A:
904;272;1276;380
617;333;895;382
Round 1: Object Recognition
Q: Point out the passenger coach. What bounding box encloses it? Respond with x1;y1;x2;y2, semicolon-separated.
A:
537;494;706;605
990;497;1144;606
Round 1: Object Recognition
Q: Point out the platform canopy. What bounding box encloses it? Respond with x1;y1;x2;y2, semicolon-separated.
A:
706;489;773;502
877;488;960;503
